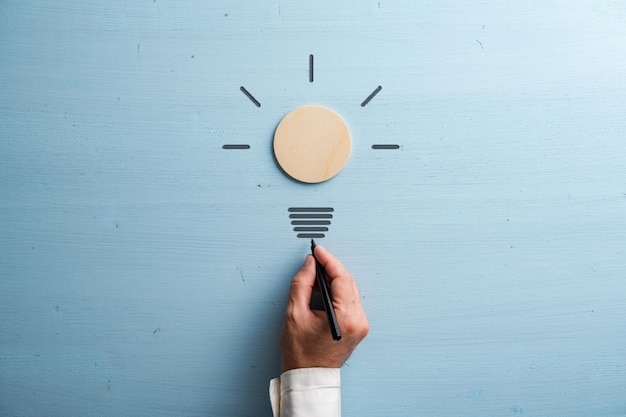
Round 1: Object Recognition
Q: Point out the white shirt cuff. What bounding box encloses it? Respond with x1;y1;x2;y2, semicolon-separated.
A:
269;367;341;417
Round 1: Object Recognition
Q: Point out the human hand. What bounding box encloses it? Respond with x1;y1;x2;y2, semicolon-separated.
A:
279;245;369;372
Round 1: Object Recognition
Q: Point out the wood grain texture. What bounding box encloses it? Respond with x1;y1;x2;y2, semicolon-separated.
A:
1;1;625;416
274;105;351;183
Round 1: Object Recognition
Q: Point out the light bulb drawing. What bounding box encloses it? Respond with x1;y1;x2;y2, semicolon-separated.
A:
224;55;399;238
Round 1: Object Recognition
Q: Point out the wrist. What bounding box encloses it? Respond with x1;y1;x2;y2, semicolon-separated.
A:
281;353;346;373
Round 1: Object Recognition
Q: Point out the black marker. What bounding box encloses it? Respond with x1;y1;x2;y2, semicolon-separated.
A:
311;239;342;341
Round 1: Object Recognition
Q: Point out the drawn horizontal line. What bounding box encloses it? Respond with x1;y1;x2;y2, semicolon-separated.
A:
291;220;331;226
372;144;400;149
240;86;261;107
289;206;332;238
294;227;329;232
222;144;251;149
297;233;325;239
361;85;382;107
289;214;333;219
288;207;334;212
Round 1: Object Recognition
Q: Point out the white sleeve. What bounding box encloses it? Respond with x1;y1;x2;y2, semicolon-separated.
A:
269;367;341;417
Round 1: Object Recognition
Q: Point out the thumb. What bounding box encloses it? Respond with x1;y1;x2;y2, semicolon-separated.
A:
312;244;347;281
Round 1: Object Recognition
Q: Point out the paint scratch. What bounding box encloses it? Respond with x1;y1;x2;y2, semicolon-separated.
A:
476;39;484;49
237;267;246;287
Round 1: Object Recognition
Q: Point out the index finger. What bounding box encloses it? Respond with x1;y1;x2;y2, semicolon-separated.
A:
287;254;316;311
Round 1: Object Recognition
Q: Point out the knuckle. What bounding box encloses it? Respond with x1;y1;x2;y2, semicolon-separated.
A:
283;306;298;325
360;319;370;338
342;315;369;340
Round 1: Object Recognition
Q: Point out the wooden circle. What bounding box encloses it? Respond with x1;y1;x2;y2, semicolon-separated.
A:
273;105;351;183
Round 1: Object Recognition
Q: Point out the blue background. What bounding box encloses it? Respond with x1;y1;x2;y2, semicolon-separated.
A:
1;1;625;416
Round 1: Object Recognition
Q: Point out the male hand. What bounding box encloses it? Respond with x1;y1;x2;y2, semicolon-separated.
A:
280;245;369;372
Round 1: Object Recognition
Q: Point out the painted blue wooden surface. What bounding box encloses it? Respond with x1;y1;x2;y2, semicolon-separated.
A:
1;1;625;416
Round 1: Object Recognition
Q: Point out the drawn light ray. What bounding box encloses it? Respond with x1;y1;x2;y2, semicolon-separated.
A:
372;144;399;150
240;86;261;107
222;144;251;150
237;57;393;155
361;85;382;107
